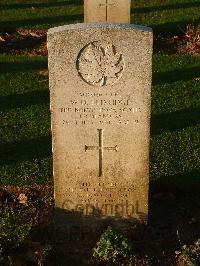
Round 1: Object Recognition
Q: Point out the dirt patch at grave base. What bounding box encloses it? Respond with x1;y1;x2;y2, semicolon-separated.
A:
0;26;200;56
0;185;54;266
154;34;200;55
154;34;181;54
0;185;200;265
0;29;47;56
154;25;200;55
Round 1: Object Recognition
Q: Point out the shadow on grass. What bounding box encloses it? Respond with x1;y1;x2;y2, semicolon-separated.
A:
148;182;200;254
0;36;47;54
0;14;83;31
0;136;51;165
0;90;49;111
152;107;200;135
0;0;83;10
132;1;200;14
42;208;147;265
153;66;200;85
151;170;200;193
150;18;200;34
0;60;47;73
43;193;200;263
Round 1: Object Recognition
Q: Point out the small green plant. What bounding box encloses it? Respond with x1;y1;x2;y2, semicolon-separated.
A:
0;211;32;250
38;244;53;265
93;226;137;263
0;210;32;264
0;246;12;266
177;239;200;266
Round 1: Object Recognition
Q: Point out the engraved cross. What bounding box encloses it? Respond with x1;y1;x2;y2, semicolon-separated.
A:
99;0;116;21
85;129;118;177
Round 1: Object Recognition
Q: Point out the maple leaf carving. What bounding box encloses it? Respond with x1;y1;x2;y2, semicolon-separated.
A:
78;42;124;86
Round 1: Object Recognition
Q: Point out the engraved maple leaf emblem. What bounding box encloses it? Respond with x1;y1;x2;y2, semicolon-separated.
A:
78;42;124;86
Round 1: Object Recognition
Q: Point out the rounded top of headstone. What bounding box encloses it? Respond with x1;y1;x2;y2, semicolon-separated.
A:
47;23;153;35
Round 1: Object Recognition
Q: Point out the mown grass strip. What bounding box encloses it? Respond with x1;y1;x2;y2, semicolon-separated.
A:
0;54;51;185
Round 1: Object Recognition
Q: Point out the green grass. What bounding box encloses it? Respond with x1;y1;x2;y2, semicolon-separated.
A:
0;0;83;32
151;54;200;190
0;1;200;188
132;0;200;33
0;54;200;187
0;2;200;264
0;54;51;185
0;0;199;33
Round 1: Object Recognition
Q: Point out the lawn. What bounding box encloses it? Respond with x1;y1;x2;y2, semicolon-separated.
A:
0;1;200;264
152;55;200;190
0;0;199;33
0;55;51;185
0;0;199;188
133;0;200;33
0;53;200;187
0;0;200;186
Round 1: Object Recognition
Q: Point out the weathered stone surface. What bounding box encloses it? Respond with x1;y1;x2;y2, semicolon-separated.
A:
84;0;131;23
48;23;153;228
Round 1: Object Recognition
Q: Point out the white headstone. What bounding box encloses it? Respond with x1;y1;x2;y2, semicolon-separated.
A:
84;0;131;23
48;23;153;230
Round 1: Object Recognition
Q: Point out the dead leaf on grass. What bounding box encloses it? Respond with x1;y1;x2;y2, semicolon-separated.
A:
16;29;46;38
18;193;28;206
0;36;5;42
39;79;49;83
39;69;49;76
30;31;41;38
16;29;29;36
175;250;181;255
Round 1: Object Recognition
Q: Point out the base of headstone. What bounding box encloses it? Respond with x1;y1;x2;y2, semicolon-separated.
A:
54;207;147;243
53;208;147;264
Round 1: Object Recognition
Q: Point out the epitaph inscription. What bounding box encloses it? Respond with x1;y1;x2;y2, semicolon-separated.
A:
60;91;141;126
77;42;124;86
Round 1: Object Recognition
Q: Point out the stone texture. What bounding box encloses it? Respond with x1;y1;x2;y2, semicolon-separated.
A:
84;0;131;23
48;23;153;228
